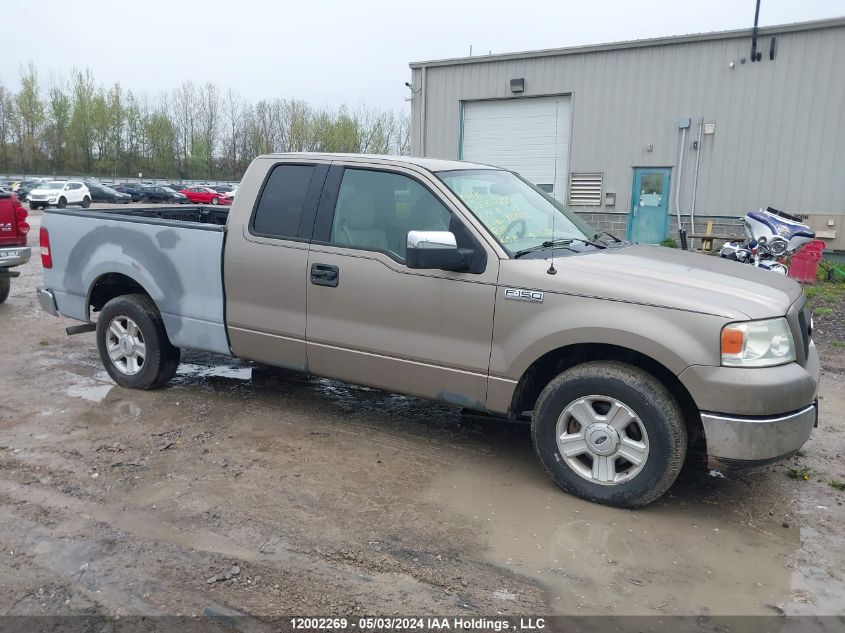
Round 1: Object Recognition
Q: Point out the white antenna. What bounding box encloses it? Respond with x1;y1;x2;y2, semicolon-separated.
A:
548;99;560;275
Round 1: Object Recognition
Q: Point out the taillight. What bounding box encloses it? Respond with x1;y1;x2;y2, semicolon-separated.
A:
40;226;52;268
13;202;29;234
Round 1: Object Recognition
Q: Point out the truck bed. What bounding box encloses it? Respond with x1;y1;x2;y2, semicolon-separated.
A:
53;205;230;227
42;206;231;356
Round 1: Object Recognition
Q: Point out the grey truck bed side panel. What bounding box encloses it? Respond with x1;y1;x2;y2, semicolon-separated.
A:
42;209;230;355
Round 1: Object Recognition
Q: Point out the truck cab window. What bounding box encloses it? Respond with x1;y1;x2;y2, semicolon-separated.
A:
330;168;453;261
251;164;315;239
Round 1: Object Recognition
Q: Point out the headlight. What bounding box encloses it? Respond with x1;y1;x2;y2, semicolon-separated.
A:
721;317;795;367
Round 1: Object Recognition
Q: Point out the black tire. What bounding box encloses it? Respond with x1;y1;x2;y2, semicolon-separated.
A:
531;361;687;508
140;195;149;203
81;196;91;209
96;294;180;389
29;203;38;211
57;197;67;209
0;275;9;304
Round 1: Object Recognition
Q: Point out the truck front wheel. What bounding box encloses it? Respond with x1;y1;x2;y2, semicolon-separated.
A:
96;294;180;389
531;361;687;508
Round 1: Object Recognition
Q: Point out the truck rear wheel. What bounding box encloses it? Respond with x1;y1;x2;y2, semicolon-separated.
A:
0;275;10;303
531;361;687;508
96;294;180;389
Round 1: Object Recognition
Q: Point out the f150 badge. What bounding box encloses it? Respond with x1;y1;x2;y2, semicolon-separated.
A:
504;288;544;303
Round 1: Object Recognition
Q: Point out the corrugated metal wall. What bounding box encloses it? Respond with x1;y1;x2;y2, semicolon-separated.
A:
410;21;845;217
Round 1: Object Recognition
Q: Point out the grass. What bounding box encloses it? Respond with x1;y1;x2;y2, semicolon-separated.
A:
787;466;812;481
805;280;845;303
814;307;834;317
830;341;845;348
830;480;845;492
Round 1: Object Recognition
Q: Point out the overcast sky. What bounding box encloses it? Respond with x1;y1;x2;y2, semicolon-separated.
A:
3;0;842;111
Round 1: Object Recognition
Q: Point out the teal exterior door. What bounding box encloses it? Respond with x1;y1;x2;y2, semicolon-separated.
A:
628;168;671;243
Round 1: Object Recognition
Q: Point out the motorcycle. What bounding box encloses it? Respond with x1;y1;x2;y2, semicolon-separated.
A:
719;207;815;275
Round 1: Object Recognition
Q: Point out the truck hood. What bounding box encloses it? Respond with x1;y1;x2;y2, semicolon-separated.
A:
502;244;803;320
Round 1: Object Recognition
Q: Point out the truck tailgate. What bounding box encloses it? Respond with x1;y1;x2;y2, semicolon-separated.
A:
43;210;230;355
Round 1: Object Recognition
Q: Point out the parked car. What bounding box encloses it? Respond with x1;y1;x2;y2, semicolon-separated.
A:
14;179;49;202
179;186;231;205
37;153;820;509
137;185;187;204
223;185;238;200
0;190;31;303
213;184;235;193
28;181;91;209
85;182;132;204
113;184;144;202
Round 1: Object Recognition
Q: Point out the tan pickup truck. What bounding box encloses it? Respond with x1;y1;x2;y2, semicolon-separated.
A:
38;154;820;507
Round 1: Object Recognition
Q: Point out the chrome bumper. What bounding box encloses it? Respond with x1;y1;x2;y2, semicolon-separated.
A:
37;288;59;316
0;246;31;268
702;402;817;465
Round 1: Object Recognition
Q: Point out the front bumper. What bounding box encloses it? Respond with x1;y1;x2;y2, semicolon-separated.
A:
0;246;31;268
701;402;817;465
37;288;59;316
682;343;821;465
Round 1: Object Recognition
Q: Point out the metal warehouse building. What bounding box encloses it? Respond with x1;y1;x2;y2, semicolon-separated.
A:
409;18;845;248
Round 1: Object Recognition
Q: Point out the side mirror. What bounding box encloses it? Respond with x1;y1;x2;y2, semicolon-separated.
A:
406;231;472;271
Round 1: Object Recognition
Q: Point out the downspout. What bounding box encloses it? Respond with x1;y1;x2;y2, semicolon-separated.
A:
689;117;704;250
675;123;688;249
420;66;427;157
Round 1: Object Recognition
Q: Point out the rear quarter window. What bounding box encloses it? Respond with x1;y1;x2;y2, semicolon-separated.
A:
251;164;316;239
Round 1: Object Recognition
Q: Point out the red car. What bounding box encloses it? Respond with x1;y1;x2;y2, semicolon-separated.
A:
179;186;232;205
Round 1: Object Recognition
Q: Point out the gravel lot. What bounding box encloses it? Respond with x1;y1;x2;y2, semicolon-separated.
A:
1;210;843;625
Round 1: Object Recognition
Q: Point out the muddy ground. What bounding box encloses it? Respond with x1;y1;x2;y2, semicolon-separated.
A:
1;211;844;626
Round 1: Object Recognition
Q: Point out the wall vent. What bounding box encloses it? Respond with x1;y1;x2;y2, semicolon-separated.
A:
568;173;603;206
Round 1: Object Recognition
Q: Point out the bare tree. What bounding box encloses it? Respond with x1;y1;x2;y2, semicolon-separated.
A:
224;88;242;178
46;73;71;172
15;61;44;172
198;83;220;178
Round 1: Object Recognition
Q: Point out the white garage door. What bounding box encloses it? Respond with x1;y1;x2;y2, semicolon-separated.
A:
461;96;571;201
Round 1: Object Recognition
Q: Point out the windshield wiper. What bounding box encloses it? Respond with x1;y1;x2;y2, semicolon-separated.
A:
592;230;622;243
513;237;606;259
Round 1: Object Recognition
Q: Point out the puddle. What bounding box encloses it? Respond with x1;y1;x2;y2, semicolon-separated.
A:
425;444;802;615
175;363;252;381
64;383;115;403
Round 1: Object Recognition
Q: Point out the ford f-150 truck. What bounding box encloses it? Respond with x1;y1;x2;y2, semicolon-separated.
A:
37;154;820;508
0;189;31;303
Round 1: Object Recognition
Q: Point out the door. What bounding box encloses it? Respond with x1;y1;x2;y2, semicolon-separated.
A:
305;163;499;410
628;167;671;244
224;159;329;371
68;183;83;204
461;96;572;201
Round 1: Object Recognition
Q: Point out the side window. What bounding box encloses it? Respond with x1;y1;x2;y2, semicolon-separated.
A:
251;164;315;239
330;169;452;261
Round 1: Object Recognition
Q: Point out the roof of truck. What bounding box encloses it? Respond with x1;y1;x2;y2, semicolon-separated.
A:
257;153;501;173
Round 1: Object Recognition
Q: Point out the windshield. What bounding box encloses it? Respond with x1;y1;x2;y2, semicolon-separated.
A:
37;182;65;190
437;169;596;255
